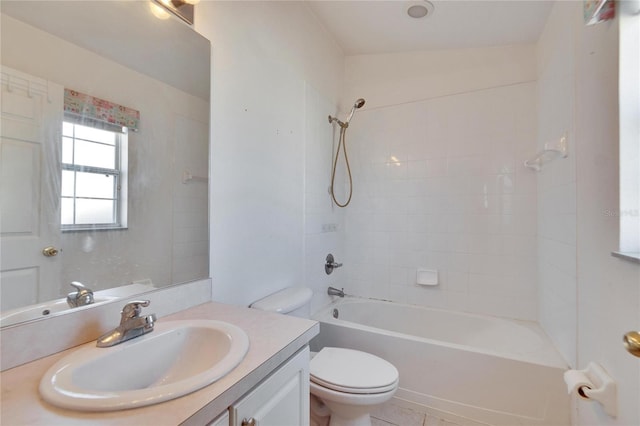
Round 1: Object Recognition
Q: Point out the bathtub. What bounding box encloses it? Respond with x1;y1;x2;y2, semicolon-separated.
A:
311;298;570;426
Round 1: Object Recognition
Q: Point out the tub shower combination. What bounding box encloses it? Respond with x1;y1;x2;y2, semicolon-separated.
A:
312;297;570;426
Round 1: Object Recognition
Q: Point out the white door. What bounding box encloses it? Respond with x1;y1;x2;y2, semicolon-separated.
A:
0;67;63;311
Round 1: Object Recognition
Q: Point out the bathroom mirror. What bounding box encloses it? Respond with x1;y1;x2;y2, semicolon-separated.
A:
0;1;210;327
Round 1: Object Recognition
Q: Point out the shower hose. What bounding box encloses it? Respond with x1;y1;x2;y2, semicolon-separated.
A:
330;124;353;208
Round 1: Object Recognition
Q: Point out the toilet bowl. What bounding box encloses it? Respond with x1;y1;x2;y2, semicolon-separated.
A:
310;347;398;426
250;288;399;426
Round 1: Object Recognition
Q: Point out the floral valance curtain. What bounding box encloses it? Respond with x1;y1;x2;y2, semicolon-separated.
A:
63;89;140;131
584;0;615;25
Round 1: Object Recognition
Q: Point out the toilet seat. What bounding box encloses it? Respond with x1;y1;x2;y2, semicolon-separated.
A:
309;380;398;407
310;347;399;395
311;375;399;394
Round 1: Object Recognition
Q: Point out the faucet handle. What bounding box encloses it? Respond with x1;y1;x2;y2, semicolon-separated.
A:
120;300;150;323
70;281;94;297
70;281;87;291
325;253;343;275
67;281;94;307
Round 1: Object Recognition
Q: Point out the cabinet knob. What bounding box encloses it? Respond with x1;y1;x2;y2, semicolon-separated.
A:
241;418;256;426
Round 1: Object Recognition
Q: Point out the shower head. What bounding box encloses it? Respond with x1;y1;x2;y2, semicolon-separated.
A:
345;98;366;124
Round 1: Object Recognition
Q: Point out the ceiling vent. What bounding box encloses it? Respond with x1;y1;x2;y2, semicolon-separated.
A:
406;1;435;19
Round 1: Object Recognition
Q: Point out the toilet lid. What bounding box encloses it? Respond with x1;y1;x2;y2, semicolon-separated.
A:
310;348;399;394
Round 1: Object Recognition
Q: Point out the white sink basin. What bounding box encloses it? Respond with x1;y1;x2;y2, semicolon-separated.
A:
39;319;250;411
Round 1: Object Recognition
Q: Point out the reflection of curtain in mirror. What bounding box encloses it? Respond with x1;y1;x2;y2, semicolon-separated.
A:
0;67;63;311
583;0;615;25
63;89;140;131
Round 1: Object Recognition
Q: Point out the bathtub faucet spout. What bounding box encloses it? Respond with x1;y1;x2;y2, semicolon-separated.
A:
328;287;345;297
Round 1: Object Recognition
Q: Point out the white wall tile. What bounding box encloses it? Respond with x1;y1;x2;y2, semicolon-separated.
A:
341;51;538;320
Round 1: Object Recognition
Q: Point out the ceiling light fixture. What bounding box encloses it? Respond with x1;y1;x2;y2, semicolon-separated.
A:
150;0;195;25
149;2;171;20
406;0;435;19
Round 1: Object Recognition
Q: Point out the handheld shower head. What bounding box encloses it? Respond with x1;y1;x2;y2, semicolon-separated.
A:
345;98;366;123
328;97;365;208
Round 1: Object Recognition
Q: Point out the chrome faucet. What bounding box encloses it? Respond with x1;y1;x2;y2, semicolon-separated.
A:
96;300;156;348
66;281;94;308
327;287;345;297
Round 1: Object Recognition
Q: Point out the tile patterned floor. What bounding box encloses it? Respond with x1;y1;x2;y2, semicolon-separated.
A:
370;401;463;426
311;399;464;426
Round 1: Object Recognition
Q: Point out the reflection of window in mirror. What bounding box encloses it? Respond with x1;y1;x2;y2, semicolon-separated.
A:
61;120;128;231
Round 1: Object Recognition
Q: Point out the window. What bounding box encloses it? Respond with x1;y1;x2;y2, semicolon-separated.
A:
617;2;640;260
61;119;128;231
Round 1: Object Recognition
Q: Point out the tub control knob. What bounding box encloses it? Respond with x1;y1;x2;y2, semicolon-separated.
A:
241;418;256;426
325;253;343;275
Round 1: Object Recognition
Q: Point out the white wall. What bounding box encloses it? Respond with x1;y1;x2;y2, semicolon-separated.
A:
341;46;539;320
574;5;640;426
344;45;536;111
195;2;344;307
537;2;640;424
1;15;209;297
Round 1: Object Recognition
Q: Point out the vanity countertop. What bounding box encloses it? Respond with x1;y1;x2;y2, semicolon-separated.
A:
0;301;319;425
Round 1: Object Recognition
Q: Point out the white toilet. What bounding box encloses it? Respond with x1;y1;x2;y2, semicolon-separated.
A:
250;287;399;426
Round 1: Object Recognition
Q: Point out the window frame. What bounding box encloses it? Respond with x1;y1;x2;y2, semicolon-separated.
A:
60;118;128;232
614;1;640;262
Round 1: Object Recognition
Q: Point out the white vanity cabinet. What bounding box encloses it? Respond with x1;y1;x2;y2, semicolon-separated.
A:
229;346;310;426
208;411;230;426
0;301;319;426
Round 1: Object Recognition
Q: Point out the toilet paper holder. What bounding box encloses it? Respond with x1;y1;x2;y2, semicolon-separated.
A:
564;362;617;417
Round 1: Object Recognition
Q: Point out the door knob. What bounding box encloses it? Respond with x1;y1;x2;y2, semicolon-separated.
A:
623;331;640;357
42;246;59;257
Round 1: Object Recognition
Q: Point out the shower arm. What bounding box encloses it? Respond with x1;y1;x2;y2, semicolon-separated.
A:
328;115;349;129
328;98;364;129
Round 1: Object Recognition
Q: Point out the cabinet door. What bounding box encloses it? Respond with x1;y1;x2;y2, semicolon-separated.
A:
231;346;310;426
207;410;230;426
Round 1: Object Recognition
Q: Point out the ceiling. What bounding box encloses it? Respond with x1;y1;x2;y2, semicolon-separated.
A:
307;0;554;55
1;1;210;100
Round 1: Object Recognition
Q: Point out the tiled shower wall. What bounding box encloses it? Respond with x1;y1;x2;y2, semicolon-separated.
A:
343;82;539;320
304;83;345;314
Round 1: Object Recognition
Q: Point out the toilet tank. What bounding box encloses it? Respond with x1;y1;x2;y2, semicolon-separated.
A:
249;287;313;318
